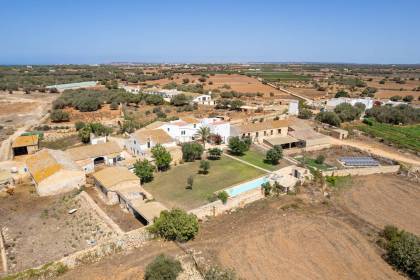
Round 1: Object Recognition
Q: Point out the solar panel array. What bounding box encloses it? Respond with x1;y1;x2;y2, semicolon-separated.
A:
339;157;379;167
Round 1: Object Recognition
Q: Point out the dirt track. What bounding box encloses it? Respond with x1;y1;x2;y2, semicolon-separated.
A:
338;174;420;235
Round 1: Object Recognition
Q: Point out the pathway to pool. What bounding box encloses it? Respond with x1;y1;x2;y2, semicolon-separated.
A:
223;153;271;173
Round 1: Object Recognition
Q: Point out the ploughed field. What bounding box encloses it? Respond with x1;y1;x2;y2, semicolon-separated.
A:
338;174;420;235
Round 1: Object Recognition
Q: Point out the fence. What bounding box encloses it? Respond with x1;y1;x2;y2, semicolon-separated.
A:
322;165;400;177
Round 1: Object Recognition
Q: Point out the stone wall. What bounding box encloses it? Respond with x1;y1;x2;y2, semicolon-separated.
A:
189;188;264;220
322;165;400;177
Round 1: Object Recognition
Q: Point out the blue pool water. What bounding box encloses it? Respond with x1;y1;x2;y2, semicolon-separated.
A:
225;176;269;197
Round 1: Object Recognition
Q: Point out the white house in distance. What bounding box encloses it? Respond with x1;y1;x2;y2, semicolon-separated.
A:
126;129;176;157
325;98;374;111
120;85;141;94
193;94;214;105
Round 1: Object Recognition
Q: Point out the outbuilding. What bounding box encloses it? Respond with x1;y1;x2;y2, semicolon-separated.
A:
12;135;39;157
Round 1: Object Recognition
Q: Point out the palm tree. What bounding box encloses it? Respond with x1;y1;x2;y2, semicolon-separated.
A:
196;126;211;149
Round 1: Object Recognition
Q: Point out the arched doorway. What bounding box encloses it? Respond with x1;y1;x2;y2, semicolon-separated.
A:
94;156;105;165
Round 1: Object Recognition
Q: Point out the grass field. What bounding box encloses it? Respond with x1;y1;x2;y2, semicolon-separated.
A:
233;147;282;171
246;71;311;81
356;122;420;152
295;156;334;171
143;155;266;210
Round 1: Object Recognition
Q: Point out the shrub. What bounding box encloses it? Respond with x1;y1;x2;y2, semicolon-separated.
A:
171;94;191;106
50;110;70;122
315;155;325;164
390;95;402;101
145;94;164;105
199;160;210;174
149;209;199;242
334;103;362;122
335;90;349;98
315;111;341;126
144;254;183;280
75;121;85;131
365;105;420;125
182;142;204;162
151;144;172;171
133;159;155;183
229;99;244;111
208;147;222;160
403;95;414;102
381;226;420;279
204;266;237;280
110;101;119;110
217;191;229;204
228;137;250;156
187;175;194;189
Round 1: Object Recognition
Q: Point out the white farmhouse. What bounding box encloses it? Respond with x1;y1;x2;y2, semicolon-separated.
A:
326;98;374;110
126;129;176;157
200;118;231;143
160;117;202;143
193;94;214;105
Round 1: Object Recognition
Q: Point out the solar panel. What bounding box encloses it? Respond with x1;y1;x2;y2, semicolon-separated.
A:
339;157;379;167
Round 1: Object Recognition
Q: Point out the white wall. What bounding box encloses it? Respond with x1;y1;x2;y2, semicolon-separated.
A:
161;123;202;143
126;134;177;156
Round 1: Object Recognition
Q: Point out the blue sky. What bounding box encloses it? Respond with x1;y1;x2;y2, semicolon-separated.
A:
0;0;419;64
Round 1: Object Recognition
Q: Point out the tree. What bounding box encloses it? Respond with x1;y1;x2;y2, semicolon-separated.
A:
261;182;272;197
335;90;349;98
50;110;70;122
151;144;172;171
390;95;402;101
315;155;325;164
229;99;244;111
144;254;183;280
187;175;194;189
196;126;211;149
217;191;229;204
298;108;313;119
133;159;155;183
402;95;414;102
265;148;281;165
228;137;250;156
199;160;210;174
145;94;164;105
315;111;341;127
78;126;91;143
211;134;223;145
208;148;222;160
272;181;282;196
149;209;199;242
334;103;362;122
182;143;204;162
110;101;119;110
182;78;190;84
170;94;191;106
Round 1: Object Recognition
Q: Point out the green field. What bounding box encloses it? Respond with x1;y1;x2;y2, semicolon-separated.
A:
143;155;265;210
246;71;311;81
295;156;334;171
356;122;420;152
233;147;283;171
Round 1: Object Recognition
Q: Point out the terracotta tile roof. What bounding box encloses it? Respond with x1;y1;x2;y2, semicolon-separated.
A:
92;166;139;190
133;129;174;144
237;119;290;133
26;149;79;184
12;135;39;148
66;141;122;161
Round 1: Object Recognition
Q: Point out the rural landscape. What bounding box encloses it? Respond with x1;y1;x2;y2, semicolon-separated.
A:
0;1;419;280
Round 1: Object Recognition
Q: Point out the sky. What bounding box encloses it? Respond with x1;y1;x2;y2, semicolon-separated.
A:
0;0;419;64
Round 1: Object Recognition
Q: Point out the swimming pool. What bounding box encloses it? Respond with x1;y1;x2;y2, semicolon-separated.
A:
225;176;269;197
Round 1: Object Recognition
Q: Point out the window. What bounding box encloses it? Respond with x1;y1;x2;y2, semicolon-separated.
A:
134;140;136;145
194;124;196;128
147;141;151;148
256;132;259;137
264;131;267;136
181;130;186;135
167;128;170;132
271;130;273;135
277;129;281;134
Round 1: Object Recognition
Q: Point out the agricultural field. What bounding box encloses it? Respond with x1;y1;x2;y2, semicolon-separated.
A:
143;155;265;210
337;174;420;235
245;70;311;81
356;122;420;152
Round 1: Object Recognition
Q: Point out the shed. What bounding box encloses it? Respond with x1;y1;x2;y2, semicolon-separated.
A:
12;135;39;157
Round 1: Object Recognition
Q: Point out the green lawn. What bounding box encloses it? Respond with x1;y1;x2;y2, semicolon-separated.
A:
356;122;420;152
143;155;266;210
295;156;333;171
233;148;282;171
